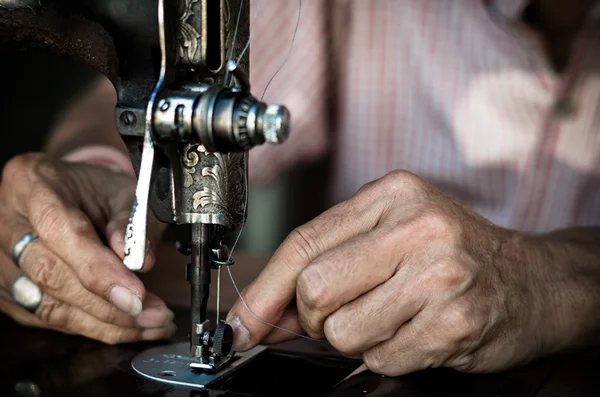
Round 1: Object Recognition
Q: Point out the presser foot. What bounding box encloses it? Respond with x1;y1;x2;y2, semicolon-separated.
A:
190;319;235;371
189;352;236;372
131;342;266;388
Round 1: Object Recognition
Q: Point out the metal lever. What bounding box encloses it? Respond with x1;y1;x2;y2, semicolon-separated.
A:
123;0;168;271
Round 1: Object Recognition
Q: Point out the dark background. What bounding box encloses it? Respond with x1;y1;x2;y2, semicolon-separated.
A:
0;48;97;164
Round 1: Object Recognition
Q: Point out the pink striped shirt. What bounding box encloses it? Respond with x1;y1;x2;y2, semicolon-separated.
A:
249;0;600;233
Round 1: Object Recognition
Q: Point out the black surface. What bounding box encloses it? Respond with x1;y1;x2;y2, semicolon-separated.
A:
0;309;364;397
211;350;359;396
3;308;600;397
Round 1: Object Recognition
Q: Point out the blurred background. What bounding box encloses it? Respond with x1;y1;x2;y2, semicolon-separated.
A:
0;48;329;256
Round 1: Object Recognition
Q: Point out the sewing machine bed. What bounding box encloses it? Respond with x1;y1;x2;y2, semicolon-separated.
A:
2;307;600;397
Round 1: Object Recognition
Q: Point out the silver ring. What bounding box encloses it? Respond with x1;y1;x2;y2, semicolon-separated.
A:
11;275;42;313
12;232;38;268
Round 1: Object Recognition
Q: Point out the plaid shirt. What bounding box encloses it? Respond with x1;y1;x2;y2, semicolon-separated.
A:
249;0;600;233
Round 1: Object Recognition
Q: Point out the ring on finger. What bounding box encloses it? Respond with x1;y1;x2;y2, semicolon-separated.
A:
12;232;38;268
11;275;42;312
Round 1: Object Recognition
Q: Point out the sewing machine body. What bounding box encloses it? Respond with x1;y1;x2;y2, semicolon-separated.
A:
0;0;290;373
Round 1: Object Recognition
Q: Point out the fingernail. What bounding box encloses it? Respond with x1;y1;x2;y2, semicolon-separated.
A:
141;323;177;341
136;308;174;328
109;286;143;317
230;317;250;351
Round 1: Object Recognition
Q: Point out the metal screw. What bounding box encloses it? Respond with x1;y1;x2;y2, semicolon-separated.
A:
202;331;211;345
158;99;170;111
121;111;137;126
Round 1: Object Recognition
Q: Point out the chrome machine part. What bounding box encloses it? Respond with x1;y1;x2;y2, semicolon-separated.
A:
121;0;291;373
132;342;267;388
153;87;291;152
123;0;168;272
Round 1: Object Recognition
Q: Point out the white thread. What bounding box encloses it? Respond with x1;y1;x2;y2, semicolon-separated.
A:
236;0;262;64
224;158;318;341
226;266;319;341
260;0;302;101
224;0;245;86
224;0;317;342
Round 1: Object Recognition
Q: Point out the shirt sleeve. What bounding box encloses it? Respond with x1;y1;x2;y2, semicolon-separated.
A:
248;0;330;184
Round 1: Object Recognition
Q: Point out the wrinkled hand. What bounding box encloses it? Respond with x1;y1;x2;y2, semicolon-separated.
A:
227;170;557;375
0;153;174;343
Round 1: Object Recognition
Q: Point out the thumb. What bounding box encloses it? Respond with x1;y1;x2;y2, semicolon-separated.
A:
102;179;165;273
225;185;387;351
105;209;166;274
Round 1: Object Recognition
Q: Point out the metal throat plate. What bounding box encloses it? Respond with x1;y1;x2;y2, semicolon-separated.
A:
131;342;267;388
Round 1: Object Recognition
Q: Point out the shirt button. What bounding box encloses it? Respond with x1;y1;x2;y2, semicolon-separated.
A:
555;97;576;119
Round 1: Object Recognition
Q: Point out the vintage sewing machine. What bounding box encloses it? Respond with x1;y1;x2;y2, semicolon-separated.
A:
0;0;291;385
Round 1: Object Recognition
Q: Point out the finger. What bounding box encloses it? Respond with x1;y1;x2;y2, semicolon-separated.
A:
360;302;477;377
105;220;156;273
228;182;392;349
40;158;160;272
4;223;173;330
24;182;146;316
0;295;176;345
322;269;426;356
3;215;173;328
295;228;402;338
1;212;144;320
260;306;306;345
0;209;34;264
136;292;175;328
104;196;164;274
18;238;136;327
0;154;41;210
30;298;176;345
0;250;175;343
91;165;165;272
361;317;431;376
0;251;43;317
31;293;174;344
23;240;175;329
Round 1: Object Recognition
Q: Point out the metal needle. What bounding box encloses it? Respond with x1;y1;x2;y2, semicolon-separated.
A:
216;266;222;324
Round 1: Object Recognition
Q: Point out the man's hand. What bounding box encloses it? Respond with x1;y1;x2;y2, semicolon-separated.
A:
0;153;174;344
227;170;564;376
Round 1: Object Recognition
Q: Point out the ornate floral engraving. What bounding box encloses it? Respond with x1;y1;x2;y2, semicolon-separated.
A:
192;145;246;224
181;144;199;188
176;0;201;64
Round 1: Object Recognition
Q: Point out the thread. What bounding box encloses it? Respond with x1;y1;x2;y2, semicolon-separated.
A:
223;0;317;342
223;0;245;86
236;0;262;64
260;0;302;101
224;157;318;341
226;266;319;341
